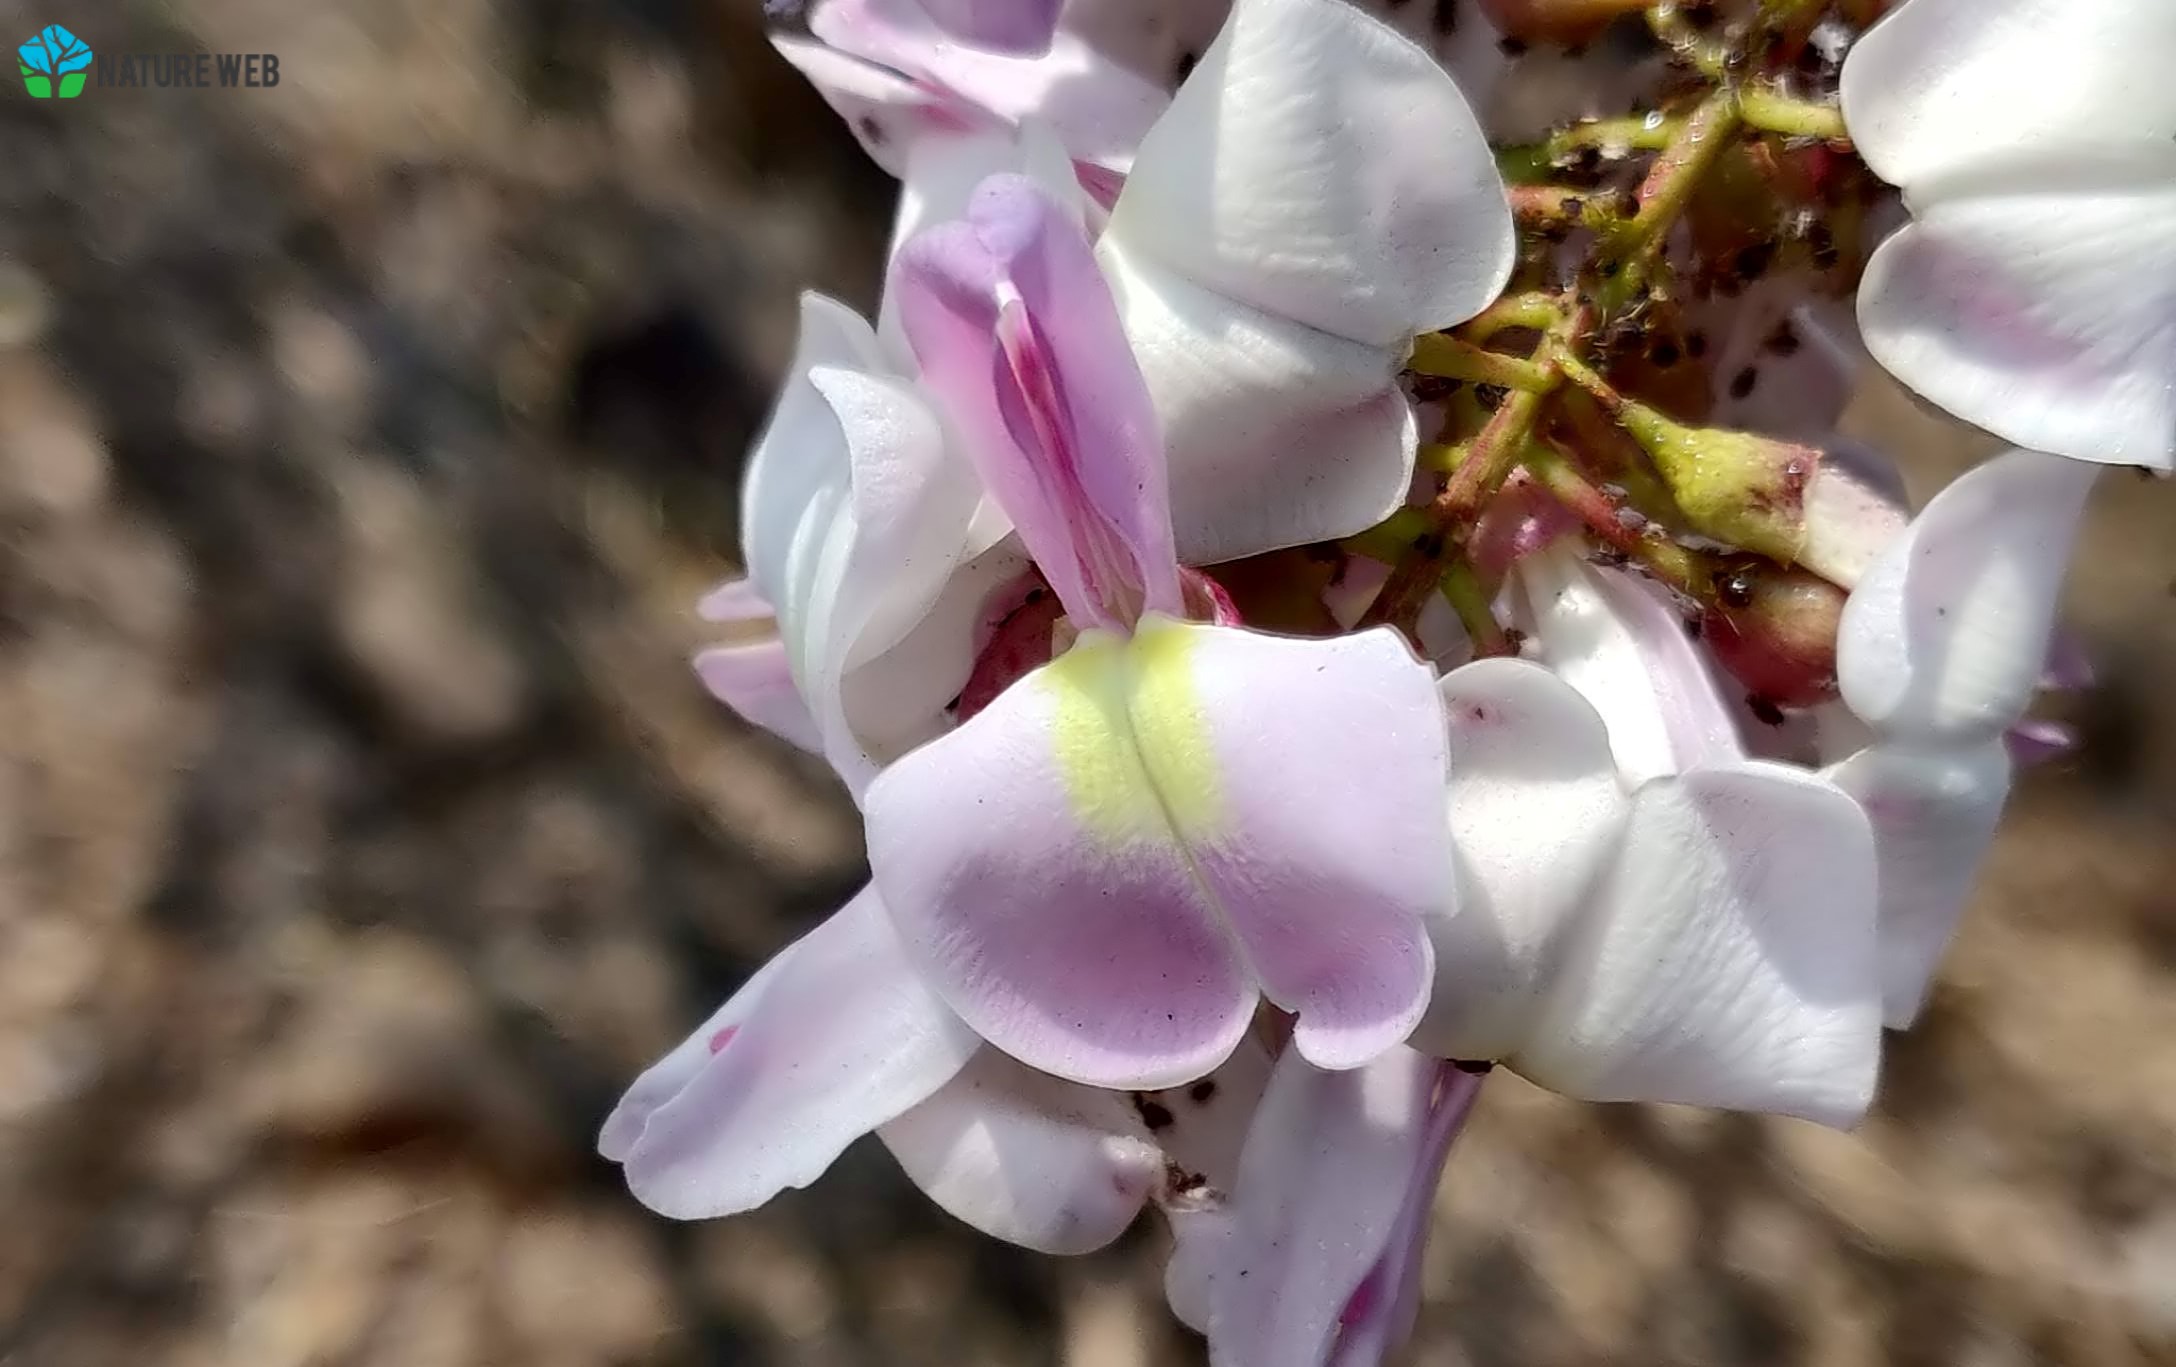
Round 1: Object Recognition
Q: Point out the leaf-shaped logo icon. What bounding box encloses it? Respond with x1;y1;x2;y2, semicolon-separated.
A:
17;24;92;99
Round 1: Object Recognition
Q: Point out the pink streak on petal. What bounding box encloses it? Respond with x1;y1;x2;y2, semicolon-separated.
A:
894;175;1179;630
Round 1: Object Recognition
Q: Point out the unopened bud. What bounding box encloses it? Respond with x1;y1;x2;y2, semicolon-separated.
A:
1475;0;1649;43
1701;563;1845;708
1570;360;1818;564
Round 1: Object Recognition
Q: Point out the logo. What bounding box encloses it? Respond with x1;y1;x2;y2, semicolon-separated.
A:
19;24;90;99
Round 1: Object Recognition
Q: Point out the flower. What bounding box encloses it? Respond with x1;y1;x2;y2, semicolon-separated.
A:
1826;449;2098;1022
600;885;1273;1252
1841;0;2176;469
712;0;1515;793
1410;551;1884;1127
864;174;1454;1090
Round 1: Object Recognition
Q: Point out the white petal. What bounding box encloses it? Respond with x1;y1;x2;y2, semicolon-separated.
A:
1826;741;2013;1027
739;293;887;617
1840;0;2176;192
1856;180;2176;468
878;1052;1161;1254
1838;449;2096;744
1108;0;1513;349
1413;659;1629;1063
1516;550;1742;784
1099;239;1418;562
1520;764;1883;1128
1799;435;1910;590
601;888;983;1218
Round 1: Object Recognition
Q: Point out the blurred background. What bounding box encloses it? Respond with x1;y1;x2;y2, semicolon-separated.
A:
1;1;2173;1363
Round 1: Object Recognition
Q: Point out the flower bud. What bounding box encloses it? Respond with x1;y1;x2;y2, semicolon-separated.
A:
1579;373;1819;565
1701;563;1846;709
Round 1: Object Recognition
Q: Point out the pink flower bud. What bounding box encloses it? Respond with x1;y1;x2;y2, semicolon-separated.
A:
1701;564;1846;709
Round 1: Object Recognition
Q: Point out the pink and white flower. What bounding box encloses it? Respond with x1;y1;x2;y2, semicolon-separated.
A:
1410;554;1885;1127
865;175;1454;1091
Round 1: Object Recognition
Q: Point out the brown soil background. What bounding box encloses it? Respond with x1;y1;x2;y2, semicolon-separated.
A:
1;1;2172;1363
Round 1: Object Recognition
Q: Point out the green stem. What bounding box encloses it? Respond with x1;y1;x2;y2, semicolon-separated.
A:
1739;88;1849;142
1409;333;1557;392
1439;563;1511;657
1496;116;1678;184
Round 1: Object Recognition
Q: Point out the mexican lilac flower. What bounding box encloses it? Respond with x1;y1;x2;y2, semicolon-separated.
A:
1409;553;1884;1127
710;0;1515;793
1841;0;2176;469
864;175;1454;1091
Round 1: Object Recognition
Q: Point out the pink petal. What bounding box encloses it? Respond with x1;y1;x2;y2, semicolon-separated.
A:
695;577;774;624
893;174;1180;630
1838;449;2097;745
919;0;1062;55
863;617;1446;1089
879;1032;1272;1254
1171;624;1448;1072
771;34;974;179
600;887;982;1218
878;1050;1161;1254
1186;1047;1438;1367
1413;658;1630;1063
813;0;1169;172
692;640;823;754
1826;741;2012;1027
1520;764;1883;1127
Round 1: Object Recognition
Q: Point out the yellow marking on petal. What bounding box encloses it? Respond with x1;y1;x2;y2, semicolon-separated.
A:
1128;618;1221;838
1043;618;1222;844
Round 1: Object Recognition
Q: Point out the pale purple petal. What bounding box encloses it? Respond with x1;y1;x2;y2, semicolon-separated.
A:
878;1050;1161;1254
1516;549;1743;784
894;174;1179;629
879;1032;1272;1254
864;617;1445;1088
693;640;823;754
1192;1047;1436;1367
2005;718;2077;767
1413;659;1630;1063
696;577;774;624
771;34;976;180
863;631;1256;1090
1826;741;2013;1027
1330;1065;1484;1367
1521;764;1883;1128
920;0;1061;54
1838;449;2097;744
813;0;1169;172
1172;623;1448;1071
601;887;983;1218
